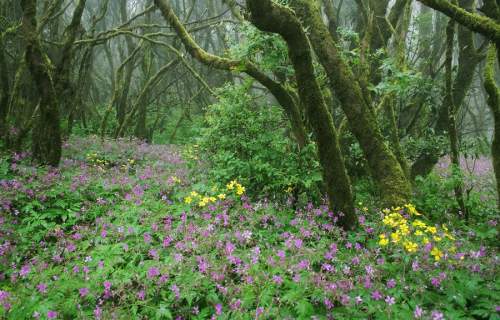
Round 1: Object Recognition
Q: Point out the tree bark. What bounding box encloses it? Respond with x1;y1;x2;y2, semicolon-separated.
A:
246;0;356;229
417;0;500;43
289;0;412;207
484;45;500;210
445;18;467;217
21;0;61;166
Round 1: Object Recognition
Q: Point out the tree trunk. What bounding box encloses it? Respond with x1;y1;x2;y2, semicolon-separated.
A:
484;45;500;210
445;18;467;217
289;0;412;207
21;0;61;166
246;0;356;229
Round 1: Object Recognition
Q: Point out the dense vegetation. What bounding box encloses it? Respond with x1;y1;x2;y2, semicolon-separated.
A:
0;0;499;319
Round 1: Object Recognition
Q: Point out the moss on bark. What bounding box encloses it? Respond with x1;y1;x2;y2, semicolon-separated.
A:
21;0;62;167
418;0;500;43
289;0;412;208
246;0;356;229
484;45;500;210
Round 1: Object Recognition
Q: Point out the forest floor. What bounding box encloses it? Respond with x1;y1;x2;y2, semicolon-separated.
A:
0;136;498;320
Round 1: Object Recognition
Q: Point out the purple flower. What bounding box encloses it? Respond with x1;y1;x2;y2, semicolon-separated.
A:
431;277;441;288
215;303;223;315
47;310;58;319
0;290;9;302
385;296;395;305
143;233;152;244
294;239;303;249
371;290;383;301
103;281;111;290
37;283;48;294
66;243;76;252
20;265;30;277
414;305;424;318
94;306;102;319
147;267;160;279
137;290;146;300
255;307;264;318
273;275;283;285
355;296;363;305
431;310;444;320
412;260;420;271
79;287;89;297
386;278;396;288
324;298;334;310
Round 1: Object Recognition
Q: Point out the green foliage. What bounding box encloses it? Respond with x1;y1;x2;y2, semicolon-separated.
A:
229;23;292;76
197;83;322;200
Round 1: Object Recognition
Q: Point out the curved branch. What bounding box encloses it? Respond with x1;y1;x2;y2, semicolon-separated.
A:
417;0;500;42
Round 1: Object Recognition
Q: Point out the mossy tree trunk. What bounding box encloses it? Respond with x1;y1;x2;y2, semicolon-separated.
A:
21;0;61;167
445;17;467;217
289;0;412;207
0;38;9;144
484;45;500;210
246;0;356;229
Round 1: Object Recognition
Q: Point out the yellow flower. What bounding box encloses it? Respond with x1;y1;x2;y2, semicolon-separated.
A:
236;185;245;195
184;196;192;204
378;234;389;246
285;186;293;193
190;191;200;198
433;236;442;242
209;197;216;203
403;241;418;253
398;224;410;235
421;237;430;245
444;232;455;240
426;226;437;234
415;230;424;236
217;193;226;200
390;232;400;243
412;220;427;228
430;247;443;261
227;180;236;190
404;203;421;216
198;200;207;207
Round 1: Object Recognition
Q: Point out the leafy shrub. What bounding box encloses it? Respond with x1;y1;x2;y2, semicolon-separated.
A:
197;83;322;201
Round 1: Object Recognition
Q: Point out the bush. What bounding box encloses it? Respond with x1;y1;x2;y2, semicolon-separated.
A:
197;83;322;201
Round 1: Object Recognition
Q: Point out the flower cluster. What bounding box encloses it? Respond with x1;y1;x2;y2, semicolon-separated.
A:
378;204;455;261
183;180;245;207
85;152;109;167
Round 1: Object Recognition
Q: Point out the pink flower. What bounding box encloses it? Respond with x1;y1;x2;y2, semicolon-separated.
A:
103;281;111;290
137;290;146;300
20;265;30;277
385;296;395;305
386;278;396;288
79;287;89;297
414;305;424;318
272;275;283;285
371;290;383;301
147;267;160;279
215;303;223;315
37;283;48;294
47;310;58;319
